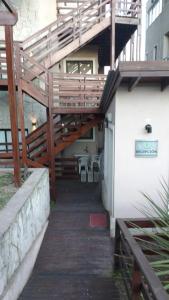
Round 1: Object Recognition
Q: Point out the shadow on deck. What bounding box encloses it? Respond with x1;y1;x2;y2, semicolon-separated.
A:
19;181;121;300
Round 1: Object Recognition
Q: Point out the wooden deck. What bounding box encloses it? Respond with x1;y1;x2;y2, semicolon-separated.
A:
19;181;121;300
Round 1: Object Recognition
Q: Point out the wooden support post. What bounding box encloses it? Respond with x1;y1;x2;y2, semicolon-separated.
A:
137;23;142;61
131;260;142;300
110;0;115;70
5;25;21;187
46;72;56;201
15;44;27;165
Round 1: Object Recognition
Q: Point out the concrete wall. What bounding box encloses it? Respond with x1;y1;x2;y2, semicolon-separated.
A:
0;168;50;300
103;84;169;235
146;0;169;60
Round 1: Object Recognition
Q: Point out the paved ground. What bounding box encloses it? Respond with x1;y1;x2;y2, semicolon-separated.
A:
19;181;121;300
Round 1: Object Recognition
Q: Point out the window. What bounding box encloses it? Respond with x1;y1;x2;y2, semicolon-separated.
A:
0;129;28;152
147;0;162;27
66;60;93;74
78;128;95;141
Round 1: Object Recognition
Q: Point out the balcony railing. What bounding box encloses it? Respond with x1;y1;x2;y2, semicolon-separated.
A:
0;41;7;81
52;73;106;111
114;219;169;300
56;0;141;20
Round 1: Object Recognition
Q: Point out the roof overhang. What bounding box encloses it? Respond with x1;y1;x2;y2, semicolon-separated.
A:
101;61;169;113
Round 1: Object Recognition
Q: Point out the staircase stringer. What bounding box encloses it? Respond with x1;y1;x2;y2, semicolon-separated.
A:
21;79;49;107
26;17;111;80
36;115;103;165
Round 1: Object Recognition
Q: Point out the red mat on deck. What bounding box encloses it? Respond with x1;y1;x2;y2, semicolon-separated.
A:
89;213;108;228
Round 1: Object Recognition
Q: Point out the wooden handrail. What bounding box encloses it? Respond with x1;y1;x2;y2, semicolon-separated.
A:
114;218;169;300
22;0;91;48
22;0;110;56
20;0;141;68
57;0;141;18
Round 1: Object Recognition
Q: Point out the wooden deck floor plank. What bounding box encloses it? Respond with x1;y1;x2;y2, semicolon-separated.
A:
19;181;120;300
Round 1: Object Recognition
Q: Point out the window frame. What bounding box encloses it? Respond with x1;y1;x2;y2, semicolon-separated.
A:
66;60;94;74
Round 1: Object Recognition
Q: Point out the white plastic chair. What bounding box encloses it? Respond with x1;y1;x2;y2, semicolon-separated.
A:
78;156;89;174
90;155;100;171
90;155;100;183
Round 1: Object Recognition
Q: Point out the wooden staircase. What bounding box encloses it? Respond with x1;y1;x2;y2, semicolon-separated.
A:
21;0;112;77
55;157;79;179
26;114;103;166
20;0;141;79
0;40;105;197
0;0;141;196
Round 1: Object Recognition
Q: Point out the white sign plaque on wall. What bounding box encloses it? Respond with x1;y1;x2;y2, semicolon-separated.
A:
135;140;158;158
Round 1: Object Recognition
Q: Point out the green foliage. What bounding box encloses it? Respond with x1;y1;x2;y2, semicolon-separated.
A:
0;173;16;209
138;180;169;291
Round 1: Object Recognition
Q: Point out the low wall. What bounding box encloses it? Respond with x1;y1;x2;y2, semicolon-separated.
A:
0;168;50;300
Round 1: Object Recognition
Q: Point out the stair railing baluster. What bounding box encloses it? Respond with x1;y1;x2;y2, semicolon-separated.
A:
15;43;28;165
46;72;56;200
79;7;82;45
73;13;76;41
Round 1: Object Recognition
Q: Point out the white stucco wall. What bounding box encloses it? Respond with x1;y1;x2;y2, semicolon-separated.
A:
103;84;169;235
0;0;56;41
63;127;103;157
102;100;115;214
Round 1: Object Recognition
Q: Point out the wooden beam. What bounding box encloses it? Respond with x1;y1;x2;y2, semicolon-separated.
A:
46;73;56;201
26;158;44;168
103;73;122;113
21;80;48;107
0;12;17;25
128;77;141;92
15;44;27;165
0;152;13;158
52;108;101;114
115;16;139;25
100;70;118;112
5;25;21;187
0;79;8;86
119;61;169;72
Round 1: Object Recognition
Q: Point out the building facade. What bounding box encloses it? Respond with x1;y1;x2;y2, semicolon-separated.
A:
0;0;141;163
146;0;169;60
102;62;169;235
